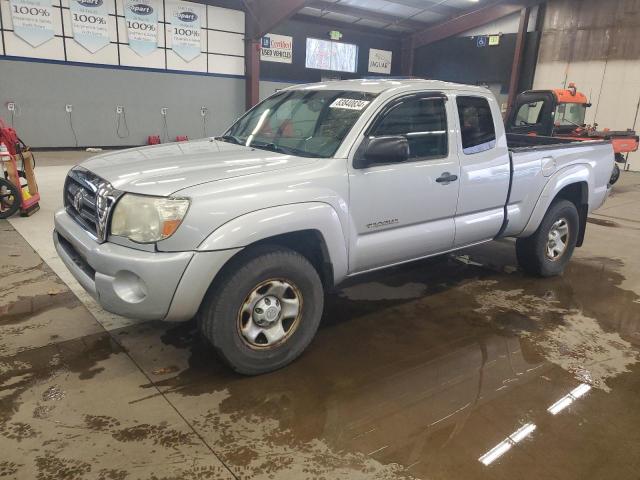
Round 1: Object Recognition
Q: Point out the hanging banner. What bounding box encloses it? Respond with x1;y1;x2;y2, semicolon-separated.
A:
260;33;292;64
368;48;392;75
124;0;158;56
9;0;55;47
169;2;202;62
70;0;110;53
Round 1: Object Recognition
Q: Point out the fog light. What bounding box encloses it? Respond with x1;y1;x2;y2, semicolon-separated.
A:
112;271;147;303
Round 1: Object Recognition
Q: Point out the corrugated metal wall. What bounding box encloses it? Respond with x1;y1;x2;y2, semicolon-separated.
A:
534;0;640;170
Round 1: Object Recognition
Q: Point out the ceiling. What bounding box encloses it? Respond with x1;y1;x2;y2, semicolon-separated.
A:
296;0;492;33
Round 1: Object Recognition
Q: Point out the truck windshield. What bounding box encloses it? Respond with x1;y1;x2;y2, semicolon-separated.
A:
555;103;587;128
221;90;378;158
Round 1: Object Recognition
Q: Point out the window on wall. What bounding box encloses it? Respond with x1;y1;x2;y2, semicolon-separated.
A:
371;96;448;160
305;38;358;73
456;96;496;154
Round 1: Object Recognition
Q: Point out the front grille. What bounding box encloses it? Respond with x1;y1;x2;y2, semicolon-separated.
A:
64;167;122;242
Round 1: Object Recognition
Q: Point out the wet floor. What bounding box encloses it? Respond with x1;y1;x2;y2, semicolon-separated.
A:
1;174;640;479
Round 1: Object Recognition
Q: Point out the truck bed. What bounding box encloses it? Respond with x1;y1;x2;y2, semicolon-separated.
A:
501;134;614;238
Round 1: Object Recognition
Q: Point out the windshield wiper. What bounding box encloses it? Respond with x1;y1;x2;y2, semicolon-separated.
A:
215;134;244;145
250;141;318;158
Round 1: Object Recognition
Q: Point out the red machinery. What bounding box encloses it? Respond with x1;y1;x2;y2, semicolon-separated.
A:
0;121;40;218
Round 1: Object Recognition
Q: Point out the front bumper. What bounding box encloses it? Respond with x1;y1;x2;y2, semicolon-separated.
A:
54;209;240;321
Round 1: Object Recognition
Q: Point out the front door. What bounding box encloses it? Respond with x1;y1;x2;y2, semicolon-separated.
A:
348;94;460;273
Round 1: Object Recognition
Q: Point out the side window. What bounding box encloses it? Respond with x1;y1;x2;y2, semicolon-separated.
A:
515;100;544;126
456;96;496;154
371;97;448;160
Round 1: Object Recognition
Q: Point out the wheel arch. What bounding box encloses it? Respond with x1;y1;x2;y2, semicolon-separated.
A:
197;202;348;286
554;181;589;247
519;164;591;243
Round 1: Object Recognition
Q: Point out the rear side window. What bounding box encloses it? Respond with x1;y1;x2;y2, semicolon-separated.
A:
515;100;544;126
456;96;496;154
371;96;448;160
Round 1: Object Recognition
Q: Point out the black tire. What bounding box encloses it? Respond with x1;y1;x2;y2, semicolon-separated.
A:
516;199;579;277
199;245;324;375
0;178;20;220
609;164;620;186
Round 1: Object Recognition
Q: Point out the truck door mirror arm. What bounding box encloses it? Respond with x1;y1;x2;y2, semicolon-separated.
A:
353;136;409;169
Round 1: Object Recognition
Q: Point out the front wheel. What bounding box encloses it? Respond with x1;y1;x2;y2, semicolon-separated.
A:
198;245;324;375
516;199;579;277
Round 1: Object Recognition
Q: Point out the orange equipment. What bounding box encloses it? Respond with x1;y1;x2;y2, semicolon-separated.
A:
506;83;639;170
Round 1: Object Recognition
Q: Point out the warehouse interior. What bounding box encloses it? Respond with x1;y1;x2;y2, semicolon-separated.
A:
1;0;640;478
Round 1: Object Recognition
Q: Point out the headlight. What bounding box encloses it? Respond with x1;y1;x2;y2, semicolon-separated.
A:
110;194;190;243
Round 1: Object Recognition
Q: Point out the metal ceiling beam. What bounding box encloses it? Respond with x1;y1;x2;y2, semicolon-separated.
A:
244;0;309;39
308;0;427;30
409;0;545;49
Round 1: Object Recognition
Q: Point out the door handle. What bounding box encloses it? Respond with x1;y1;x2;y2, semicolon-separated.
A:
436;172;458;184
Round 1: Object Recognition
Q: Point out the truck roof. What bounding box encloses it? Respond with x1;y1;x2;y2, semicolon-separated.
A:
284;78;491;95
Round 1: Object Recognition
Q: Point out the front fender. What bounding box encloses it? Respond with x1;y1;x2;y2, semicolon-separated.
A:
197;202;349;284
519;164;592;238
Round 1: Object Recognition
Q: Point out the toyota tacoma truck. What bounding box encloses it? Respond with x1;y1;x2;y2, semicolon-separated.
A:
54;79;615;375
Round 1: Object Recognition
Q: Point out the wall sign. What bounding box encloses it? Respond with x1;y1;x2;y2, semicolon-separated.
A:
260;33;292;64
477;36;488;48
488;35;500;46
368;48;392;75
70;0;110;53
170;2;202;61
124;0;158;56
9;0;55;47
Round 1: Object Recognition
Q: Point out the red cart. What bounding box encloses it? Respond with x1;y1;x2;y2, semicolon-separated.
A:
0;128;40;219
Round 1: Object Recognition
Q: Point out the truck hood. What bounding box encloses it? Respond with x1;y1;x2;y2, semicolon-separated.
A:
80;139;318;196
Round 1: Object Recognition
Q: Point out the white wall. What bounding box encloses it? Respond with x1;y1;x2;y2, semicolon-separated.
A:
0;0;245;76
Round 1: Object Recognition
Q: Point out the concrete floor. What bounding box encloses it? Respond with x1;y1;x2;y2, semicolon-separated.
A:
1;152;639;479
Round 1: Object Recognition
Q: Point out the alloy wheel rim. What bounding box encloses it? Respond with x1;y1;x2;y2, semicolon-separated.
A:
237;278;302;349
546;218;570;261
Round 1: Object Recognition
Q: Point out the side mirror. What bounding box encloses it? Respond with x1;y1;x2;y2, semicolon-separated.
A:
354;136;409;169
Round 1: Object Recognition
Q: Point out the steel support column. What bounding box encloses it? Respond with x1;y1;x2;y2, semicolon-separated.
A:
400;37;415;76
245;36;261;110
506;7;531;114
243;0;308;110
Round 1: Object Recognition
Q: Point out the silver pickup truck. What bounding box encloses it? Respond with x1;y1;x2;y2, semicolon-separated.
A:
54;79;614;374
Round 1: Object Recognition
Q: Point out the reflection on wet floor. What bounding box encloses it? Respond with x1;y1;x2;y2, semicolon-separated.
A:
2;178;640;479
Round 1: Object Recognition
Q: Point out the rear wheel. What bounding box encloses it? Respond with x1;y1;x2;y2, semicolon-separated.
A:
198;245;324;375
0;179;20;219
609;164;620;185
516;199;579;277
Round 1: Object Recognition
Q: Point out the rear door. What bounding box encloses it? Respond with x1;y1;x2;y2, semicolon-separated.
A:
348;93;460;273
453;94;511;247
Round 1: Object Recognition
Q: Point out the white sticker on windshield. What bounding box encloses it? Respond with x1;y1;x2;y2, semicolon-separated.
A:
329;98;371;110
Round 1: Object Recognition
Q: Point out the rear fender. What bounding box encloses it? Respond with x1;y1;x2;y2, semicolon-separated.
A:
519;164;592;238
197;202;349;284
